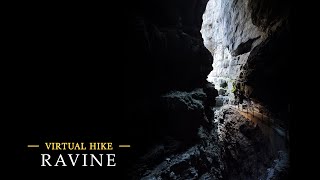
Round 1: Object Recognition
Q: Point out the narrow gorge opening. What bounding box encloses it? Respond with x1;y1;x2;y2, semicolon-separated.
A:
124;0;291;179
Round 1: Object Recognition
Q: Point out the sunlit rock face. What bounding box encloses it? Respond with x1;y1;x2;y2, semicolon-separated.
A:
201;0;267;99
201;0;290;123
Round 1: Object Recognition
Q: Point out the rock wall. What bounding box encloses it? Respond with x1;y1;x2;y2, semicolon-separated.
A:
117;1;223;178
201;0;290;127
122;0;218;172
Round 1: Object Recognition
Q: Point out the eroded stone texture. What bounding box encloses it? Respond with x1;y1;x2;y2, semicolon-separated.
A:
201;0;290;127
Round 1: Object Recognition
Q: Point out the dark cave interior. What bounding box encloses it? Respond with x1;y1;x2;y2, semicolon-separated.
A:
16;0;291;179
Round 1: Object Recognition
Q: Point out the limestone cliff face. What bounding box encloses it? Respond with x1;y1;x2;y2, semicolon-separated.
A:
201;0;290;126
201;0;264;92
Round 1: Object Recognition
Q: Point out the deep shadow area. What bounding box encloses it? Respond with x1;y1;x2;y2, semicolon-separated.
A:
12;0;291;179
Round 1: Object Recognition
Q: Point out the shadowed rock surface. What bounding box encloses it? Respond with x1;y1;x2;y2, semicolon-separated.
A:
132;107;288;179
